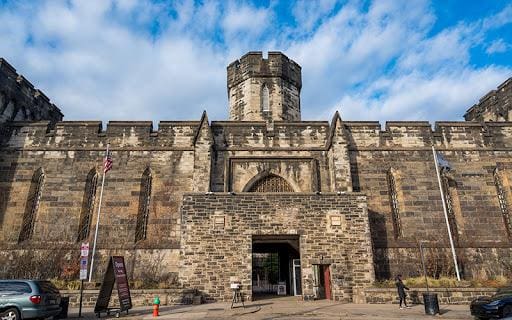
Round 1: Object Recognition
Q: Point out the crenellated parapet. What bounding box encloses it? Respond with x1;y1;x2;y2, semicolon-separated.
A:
0;58;63;124
2;120;201;150
227;51;302;90
345;120;512;149
5;118;512;151
464;77;512;122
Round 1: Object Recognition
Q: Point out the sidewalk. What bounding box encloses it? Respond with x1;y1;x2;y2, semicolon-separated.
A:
68;297;472;319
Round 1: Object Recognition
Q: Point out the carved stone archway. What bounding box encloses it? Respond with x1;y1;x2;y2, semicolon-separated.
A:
247;174;294;192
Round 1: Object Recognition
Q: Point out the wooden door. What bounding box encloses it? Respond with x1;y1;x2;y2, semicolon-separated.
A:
322;265;332;300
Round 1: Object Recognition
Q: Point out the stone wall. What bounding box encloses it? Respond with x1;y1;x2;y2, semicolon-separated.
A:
364;287;498;305
1;118;512;285
0;120;205;280
179;193;374;302
61;288;194;308
346;121;512;279
59;287;498;307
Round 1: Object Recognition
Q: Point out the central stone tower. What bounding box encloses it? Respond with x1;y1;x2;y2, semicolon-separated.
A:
227;51;301;122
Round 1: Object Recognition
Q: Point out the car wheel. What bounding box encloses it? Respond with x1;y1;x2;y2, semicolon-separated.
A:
1;308;20;320
503;304;512;317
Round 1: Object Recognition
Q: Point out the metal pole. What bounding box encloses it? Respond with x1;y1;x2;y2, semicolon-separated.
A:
432;145;461;281
89;144;109;282
419;241;429;292
78;279;84;317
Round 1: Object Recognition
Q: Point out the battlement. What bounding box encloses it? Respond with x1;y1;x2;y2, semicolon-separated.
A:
4;119;512;151
0;58;63;123
464;77;512;122
227;51;301;90
345;120;512;149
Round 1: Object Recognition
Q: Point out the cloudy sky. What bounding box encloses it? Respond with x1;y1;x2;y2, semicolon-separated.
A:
1;0;511;123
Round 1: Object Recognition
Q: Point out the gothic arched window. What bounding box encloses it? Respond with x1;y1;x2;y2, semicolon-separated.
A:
387;168;402;239
77;169;99;242
135;168;152;242
493;167;511;238
261;84;270;112
248;174;293;192
19;168;45;243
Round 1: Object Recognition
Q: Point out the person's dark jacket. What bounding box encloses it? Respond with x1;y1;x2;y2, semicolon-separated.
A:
395;279;409;297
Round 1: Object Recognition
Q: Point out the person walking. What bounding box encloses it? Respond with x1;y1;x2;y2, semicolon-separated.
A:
395;274;411;309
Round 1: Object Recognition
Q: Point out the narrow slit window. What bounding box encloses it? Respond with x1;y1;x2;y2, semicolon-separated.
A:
77;169;99;242
441;172;460;243
493;167;512;238
261;84;270;112
387;169;402;239
19;168;45;242
135;168;152;242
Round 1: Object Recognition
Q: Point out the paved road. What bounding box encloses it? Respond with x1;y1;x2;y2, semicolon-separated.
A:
68;297;472;319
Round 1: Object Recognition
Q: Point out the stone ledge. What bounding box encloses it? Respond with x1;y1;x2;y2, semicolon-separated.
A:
365;287;498;305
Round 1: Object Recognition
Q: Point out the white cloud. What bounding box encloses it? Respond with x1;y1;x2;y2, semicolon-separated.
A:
333;67;511;122
222;2;272;40
486;39;509;54
0;0;510;124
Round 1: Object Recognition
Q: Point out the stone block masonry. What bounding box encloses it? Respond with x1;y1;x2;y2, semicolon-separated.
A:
179;193;375;302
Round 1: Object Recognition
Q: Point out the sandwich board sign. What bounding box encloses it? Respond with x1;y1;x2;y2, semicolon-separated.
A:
94;256;132;317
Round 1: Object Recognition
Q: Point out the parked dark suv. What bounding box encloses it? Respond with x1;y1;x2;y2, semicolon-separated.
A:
0;280;61;320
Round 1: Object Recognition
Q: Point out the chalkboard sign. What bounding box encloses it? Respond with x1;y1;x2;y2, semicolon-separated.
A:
94;256;132;315
112;256;132;311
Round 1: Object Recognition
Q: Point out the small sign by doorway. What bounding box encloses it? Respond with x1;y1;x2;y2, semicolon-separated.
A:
277;282;286;295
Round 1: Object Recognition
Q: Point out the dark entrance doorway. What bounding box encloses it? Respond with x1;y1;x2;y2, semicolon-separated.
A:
252;235;301;299
313;264;332;300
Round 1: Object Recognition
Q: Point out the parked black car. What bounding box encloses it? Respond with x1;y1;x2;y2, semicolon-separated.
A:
0;280;61;320
471;287;512;319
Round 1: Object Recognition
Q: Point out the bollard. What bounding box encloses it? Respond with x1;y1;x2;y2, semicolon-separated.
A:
153;296;160;317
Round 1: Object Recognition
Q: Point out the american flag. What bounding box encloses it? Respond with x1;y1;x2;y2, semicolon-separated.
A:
103;150;113;173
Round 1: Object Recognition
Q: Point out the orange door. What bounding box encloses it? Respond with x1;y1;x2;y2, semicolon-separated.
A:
323;265;332;300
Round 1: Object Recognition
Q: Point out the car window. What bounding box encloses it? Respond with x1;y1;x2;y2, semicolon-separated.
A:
36;281;59;294
0;282;32;293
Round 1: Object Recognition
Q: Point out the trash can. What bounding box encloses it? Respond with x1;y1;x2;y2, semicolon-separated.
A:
57;297;69;319
423;292;439;315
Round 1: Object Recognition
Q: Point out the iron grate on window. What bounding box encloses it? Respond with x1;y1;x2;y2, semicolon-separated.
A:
441;172;459;244
135;168;152;242
387;169;402;239
19;168;45;243
248;174;294;193
77;169;99;242
493;167;512;238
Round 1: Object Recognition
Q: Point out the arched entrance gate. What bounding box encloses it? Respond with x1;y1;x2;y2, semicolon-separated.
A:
247;174;304;299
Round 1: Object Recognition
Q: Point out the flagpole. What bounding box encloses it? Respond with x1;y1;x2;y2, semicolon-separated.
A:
89;144;109;282
432;145;461;281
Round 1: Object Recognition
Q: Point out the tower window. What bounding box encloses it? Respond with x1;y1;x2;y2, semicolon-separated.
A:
387;168;402;239
261;84;270;112
19;168;45;243
493;167;511;238
77;169;99;242
135;167;152;242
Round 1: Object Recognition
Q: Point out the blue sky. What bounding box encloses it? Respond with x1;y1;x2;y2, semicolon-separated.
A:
0;0;511;123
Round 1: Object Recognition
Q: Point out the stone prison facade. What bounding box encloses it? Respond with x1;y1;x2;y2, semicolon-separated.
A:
0;51;511;302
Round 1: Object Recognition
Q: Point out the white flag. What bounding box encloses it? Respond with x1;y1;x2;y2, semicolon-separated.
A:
437;152;451;170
